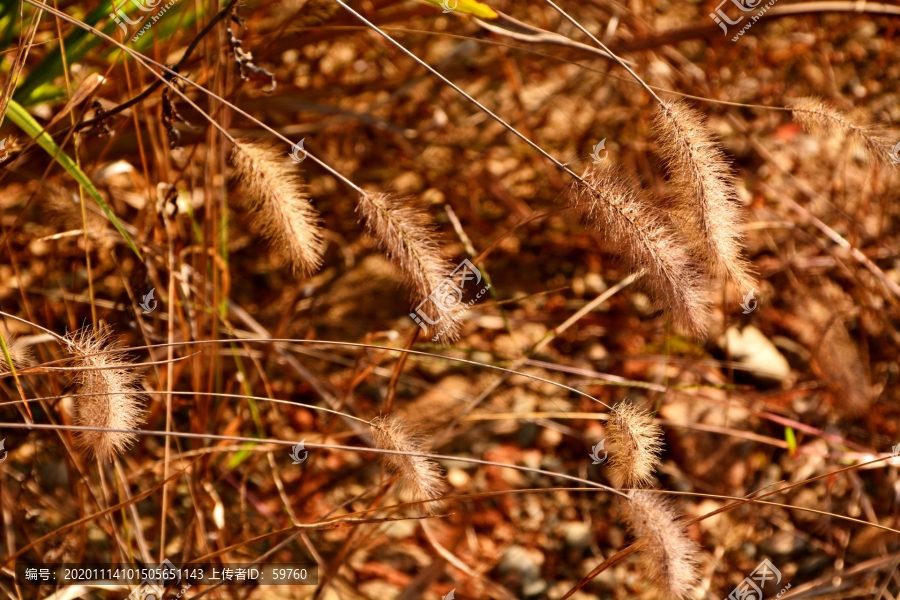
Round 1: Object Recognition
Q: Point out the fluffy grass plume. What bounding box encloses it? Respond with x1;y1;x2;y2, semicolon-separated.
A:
653;99;754;290
65;328;145;461
813;316;871;411
45;188;115;249
0;335;33;374
232;139;324;276
619;491;702;599
789;97;896;167
357;191;462;344
607;400;664;489
569;163;710;338
370;415;445;504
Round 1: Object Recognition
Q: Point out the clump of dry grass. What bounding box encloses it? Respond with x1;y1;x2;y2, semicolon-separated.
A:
370;415;445;505
231;139;325;276
619;491;702;599
652;99;754;291
789;97;896;167
357;191;462;344
64;328;146;461
607;400;664;489
569;163;710;338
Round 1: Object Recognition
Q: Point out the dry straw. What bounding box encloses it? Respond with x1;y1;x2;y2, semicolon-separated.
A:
653;99;754;291
65;328;145;461
789;97;895;167
619;491;701;599
370;415;444;505
232;139;325;276
569;163;710;338
357;191;462;344
606;400;664;489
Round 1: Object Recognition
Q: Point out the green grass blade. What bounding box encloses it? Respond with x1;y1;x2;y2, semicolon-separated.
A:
6;99;142;259
785;426;797;457
14;2;114;106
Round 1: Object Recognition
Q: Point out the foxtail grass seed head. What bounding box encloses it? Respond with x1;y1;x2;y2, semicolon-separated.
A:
370;416;444;506
232;139;325;276
65;329;146;461
45;188;114;249
0;335;33;374
569;163;711;338
607;400;664;489
813;313;872;412
357;191;462;344
619;491;702;599
653;100;755;290
789;97;896;167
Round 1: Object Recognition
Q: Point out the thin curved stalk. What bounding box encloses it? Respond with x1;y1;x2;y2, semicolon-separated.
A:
0;421;629;499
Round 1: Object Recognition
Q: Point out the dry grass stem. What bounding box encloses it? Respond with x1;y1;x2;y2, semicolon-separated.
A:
232;139;325;276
